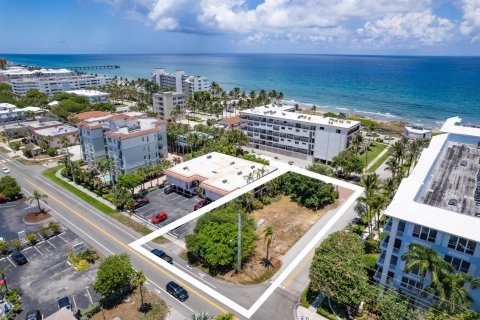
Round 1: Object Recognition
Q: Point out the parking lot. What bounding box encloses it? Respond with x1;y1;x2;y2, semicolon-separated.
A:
0;200;101;318
134;188;200;239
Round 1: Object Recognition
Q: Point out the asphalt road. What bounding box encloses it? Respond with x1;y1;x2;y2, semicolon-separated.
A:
0;152;358;319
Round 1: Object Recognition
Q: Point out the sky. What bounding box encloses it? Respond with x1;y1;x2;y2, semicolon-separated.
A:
1;0;480;55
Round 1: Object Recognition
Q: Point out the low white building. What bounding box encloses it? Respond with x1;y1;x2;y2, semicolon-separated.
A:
403;125;432;140
376;116;480;311
164;152;276;200
32;125;79;148
66;89;109;104
152;91;186;120
240;104;361;161
0;103;42;123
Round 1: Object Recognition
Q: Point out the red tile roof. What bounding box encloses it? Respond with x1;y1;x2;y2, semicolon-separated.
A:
219;116;242;125
74;111;112;120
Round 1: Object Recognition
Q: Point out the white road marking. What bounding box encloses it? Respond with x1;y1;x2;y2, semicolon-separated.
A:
86;287;94;304
34;245;44;255
58;234;68;242
46;240;56;249
173;262;216;289
48;265;72;279
44;260;68;272
72;295;77;312
6;257;16;267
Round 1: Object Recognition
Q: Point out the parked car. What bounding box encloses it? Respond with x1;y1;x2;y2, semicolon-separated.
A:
57;297;72;311
132;197;149;209
151;249;173;264
1;168;10;174
164;185;176;194
384;136;395;141
194;199;211;211
151;212;168;224
11;252;28;266
25;310;42;320
166;281;189;301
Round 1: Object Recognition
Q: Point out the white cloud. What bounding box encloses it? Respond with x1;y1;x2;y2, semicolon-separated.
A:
96;0;464;47
460;0;480;42
357;10;454;45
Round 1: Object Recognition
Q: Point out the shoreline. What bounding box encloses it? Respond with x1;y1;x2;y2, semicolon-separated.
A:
2;58;439;131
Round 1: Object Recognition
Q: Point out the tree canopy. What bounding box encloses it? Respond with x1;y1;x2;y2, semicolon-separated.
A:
330;149;364;177
309;231;369;307
0;176;21;198
186;207;256;272
93;253;135;296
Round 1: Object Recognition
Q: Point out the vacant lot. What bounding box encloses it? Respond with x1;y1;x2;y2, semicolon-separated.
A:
218;195;340;284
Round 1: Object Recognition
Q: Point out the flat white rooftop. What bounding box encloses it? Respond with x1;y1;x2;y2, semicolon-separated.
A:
241;104;359;128
405;125;432;134
66;89;109;97
34;125;78;137
165;152;276;194
386;116;480;242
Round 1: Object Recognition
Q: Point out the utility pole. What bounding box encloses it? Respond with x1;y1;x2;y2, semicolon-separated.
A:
237;211;242;273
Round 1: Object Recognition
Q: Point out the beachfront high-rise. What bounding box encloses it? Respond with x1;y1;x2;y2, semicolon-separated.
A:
77;112;167;175
0;65;112;96
375;116;480;311
151;68;210;97
239;104;361;162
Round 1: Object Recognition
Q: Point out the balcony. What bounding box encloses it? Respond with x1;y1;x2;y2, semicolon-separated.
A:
396;230;404;237
384;223;392;233
373;268;383;282
380;238;389;250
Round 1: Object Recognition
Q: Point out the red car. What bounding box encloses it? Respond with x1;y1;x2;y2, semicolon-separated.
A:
151;212;168;224
194;199;211;211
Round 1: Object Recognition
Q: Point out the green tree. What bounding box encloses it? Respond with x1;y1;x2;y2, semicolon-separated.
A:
186;207;256;272
0;176;21;198
110;186;133;209
427;273;473;315
330;150;364;178
215;313;235;320
19;89;48;107
0;90;16;104
377;289;417;320
401;243;454;305
28;190;48;213
10;239;22;252
309;231;369;307
0;83;12;91
93;253;135;296
351;133;364;155
262;226;274;262
306;162;335;177
118;173;142;196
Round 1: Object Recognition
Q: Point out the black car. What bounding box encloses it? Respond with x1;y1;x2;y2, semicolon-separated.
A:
151;249;173;264
25;310;42;320
166;281;188;301
11;252;28;266
58;296;72;311
164;185;176;194
132;197;150;209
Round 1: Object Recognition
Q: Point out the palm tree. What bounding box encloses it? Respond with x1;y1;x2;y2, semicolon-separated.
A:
385;157;399;178
351;133;364;155
428;273;473;314
28;190;48;213
132;270;147;310
401;244;454;305
263;226;274;262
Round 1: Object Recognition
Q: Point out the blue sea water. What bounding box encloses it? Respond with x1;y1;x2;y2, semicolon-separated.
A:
2;53;480;128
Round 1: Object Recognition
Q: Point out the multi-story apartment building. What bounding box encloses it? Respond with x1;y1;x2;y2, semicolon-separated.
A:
66;89;109;104
0;67;74;83
9;74;112;96
376;116;480;311
77;113;167;175
151;68;210;97
239;104;360;161
0;103;42;123
152;91;186;120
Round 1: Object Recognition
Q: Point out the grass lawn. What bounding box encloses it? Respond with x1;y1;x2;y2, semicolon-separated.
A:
0;146;11;153
43;166;166;244
360;142;388;167
367;149;392;173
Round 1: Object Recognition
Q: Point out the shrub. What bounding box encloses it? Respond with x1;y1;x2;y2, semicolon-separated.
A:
47;221;61;234
364;240;381;254
76;259;91;271
77;248;100;263
10;239;22;251
375;138;384;143
46;147;58;157
0;240;9;254
21;147;32;158
38;226;51;239
259;196;272;205
9;141;21;151
251;199;264;210
362;253;379;271
25;233;37;246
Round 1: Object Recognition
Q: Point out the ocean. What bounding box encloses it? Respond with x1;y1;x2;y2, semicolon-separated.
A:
2;53;480;128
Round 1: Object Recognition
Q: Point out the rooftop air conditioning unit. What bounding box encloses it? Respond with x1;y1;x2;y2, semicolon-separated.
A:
207;155;212;159
222;179;228;183
230;161;235;165
308;117;311;120
183;166;188;170
251;165;255;169
237;171;242;175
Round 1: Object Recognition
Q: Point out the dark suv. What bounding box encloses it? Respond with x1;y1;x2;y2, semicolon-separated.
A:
132;197;149;209
166;281;188;301
151;249;173;264
164;185;176;194
58;296;72;311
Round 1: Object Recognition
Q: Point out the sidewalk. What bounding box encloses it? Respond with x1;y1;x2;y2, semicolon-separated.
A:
295;305;329;320
365;144;390;172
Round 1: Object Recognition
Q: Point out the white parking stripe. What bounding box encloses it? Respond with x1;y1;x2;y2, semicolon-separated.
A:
34;245;44;255
58;234;68;242
86;287;94;304
48;265;72;279
6;257;16;267
72;295;77;312
46;240;56;249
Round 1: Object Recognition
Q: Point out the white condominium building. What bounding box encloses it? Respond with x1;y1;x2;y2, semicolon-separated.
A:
77;112;167;175
151;68;210;97
0;66;74;83
239;104;361;161
376;116;480;311
10;74;112;96
152;91;186;120
66;89;110;104
0;103;42;123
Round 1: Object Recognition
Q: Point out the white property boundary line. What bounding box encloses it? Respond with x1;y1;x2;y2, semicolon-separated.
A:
129;161;364;318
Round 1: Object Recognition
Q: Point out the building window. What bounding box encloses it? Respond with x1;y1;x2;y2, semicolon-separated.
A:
336;129;341;133
400;277;423;293
412;224;437;243
319;127;324;130
448;236;476;255
444;255;470;273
